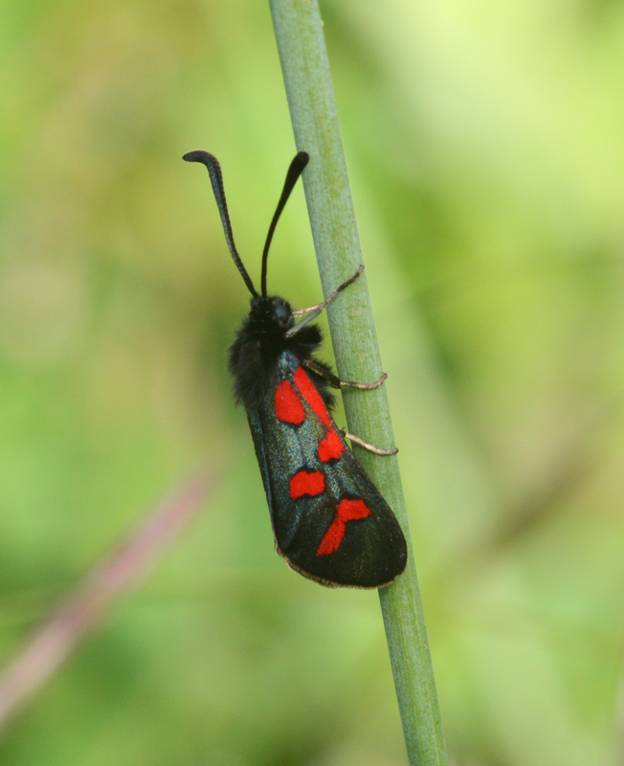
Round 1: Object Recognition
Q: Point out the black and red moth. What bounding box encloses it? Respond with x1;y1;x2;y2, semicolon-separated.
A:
183;149;407;588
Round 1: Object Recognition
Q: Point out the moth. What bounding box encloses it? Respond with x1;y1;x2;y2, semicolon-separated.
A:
184;150;407;587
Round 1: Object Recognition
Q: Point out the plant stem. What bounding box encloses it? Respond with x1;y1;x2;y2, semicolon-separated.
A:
269;2;447;764
0;472;215;733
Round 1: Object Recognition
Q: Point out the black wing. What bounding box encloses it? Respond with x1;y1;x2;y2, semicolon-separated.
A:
246;350;407;588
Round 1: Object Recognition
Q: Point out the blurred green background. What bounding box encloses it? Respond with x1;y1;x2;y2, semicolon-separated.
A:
1;1;623;764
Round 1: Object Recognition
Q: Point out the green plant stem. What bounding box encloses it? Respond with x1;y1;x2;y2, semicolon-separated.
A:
269;2;447;764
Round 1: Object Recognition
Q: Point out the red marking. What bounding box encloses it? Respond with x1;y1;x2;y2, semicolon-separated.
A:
274;380;305;425
293;367;332;427
318;428;345;463
290;469;326;500
317;498;372;556
293;366;345;462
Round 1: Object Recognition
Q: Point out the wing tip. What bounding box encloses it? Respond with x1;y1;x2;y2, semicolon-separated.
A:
276;543;408;589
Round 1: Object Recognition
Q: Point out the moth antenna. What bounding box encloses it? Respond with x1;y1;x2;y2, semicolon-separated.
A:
261;152;309;296
183;150;258;297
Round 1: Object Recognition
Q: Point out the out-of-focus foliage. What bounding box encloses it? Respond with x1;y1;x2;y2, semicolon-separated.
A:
1;1;623;764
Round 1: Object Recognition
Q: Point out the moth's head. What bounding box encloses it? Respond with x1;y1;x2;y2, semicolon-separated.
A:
249;294;294;332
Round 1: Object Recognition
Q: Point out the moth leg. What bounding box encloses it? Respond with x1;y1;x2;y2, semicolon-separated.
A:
292;304;321;319
303;358;388;391
342;430;399;456
286;265;364;337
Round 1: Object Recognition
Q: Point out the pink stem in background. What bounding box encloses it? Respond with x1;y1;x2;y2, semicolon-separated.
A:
0;471;217;734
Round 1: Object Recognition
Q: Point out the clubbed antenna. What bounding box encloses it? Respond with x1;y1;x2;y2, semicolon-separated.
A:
183;150;258;297
261;152;309;296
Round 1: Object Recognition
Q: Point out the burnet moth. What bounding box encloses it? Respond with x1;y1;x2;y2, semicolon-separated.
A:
183;150;407;588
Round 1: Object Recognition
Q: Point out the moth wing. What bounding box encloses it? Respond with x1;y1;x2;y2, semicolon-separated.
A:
282;446;407;588
247;353;407;588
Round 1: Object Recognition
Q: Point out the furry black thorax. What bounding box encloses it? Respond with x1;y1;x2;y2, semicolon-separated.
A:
228;294;332;411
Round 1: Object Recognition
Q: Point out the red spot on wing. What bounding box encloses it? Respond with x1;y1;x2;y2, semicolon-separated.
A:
290;470;325;500
317;498;372;556
318;428;345;462
275;380;305;425
292;366;345;462
293;367;332;427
